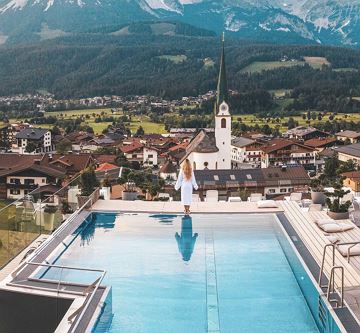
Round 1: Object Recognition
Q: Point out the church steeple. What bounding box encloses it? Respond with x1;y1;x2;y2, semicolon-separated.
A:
216;32;229;110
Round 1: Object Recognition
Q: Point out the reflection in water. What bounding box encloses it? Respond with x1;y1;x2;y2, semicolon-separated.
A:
175;215;198;262
149;214;177;225
80;213;116;246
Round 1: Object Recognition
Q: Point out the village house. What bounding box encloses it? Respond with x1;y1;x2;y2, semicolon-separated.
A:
0;154;65;199
259;138;316;170
159;161;178;181
231;137;262;169
304;137;338;152
284;126;328;141
336;143;360;165
336;130;360;144
0;124;12;150
194;165;310;201
15;128;53;154
341;171;360;195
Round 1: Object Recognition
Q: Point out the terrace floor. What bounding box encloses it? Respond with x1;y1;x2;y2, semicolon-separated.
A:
91;200;284;214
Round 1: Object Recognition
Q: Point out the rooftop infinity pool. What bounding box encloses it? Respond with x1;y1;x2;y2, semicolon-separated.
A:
37;213;342;333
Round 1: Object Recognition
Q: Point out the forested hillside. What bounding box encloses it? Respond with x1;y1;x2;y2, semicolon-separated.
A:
0;33;360;114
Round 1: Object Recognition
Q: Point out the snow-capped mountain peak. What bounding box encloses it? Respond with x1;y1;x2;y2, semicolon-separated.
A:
0;0;359;47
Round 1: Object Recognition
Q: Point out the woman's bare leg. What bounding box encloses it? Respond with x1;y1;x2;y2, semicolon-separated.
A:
184;205;190;214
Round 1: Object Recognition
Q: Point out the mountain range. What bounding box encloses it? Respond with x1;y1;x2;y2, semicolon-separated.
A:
0;0;359;46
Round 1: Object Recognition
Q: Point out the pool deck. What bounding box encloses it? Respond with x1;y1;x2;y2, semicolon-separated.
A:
2;199;360;332
91;200;284;214
280;201;360;329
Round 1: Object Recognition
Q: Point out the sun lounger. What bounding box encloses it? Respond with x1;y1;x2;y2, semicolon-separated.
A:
205;190;218;203
228;197;242;202
248;193;263;202
314;218;354;233
256;200;278;208
308;204;322;211
337;242;360;262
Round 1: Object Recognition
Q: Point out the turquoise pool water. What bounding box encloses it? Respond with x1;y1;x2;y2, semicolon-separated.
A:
39;213;340;333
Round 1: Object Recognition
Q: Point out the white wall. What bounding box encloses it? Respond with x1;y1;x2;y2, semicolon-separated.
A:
188;152;219;170
7;176;47;185
215;115;231;169
143;148;158;166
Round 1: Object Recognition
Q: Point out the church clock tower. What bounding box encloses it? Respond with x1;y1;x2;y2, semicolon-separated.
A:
215;33;231;170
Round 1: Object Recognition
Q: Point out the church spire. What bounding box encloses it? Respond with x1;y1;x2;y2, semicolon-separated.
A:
216;32;229;109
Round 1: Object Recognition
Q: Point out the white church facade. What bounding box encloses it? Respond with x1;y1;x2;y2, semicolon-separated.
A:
181;36;232;170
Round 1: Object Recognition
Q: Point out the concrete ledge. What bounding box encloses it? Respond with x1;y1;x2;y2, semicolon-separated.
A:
91;200;284;214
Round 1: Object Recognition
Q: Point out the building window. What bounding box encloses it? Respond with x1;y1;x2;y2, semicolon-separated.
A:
221;118;226;128
24;179;35;185
10;189;20;195
268;189;276;194
148;154;153;158
280;188;287;193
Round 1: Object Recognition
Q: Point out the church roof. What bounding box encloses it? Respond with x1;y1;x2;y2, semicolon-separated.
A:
216;33;229;110
181;130;218;163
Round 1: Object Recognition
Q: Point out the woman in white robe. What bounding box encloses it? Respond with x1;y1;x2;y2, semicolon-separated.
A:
175;159;198;214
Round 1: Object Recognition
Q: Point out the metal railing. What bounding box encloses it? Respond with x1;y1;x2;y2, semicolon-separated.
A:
0;173;100;269
318;244;336;288
318;243;345;309
11;260;106;333
327;266;344;308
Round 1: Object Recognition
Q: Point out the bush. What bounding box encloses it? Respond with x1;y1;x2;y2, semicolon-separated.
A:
80;168;99;196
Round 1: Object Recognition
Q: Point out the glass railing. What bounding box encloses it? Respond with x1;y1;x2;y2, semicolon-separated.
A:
0;174;100;268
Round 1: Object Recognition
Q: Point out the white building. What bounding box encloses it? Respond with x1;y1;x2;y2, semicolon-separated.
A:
181;36;232;170
143;147;158;166
15;128;53;154
231;137;262;169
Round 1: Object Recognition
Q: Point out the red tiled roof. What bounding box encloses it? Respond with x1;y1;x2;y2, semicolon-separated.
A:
120;142;144;154
96;163;118;172
341;171;360;180
49;154;93;174
304;137;337;148
260;139;314;154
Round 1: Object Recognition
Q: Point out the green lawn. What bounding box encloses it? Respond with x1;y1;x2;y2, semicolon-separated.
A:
240;61;305;74
240;57;332;74
45;108;116;118
128;116;166;134
234;112;360;133
157;55;187;64
333;68;358;73
303;56;330;69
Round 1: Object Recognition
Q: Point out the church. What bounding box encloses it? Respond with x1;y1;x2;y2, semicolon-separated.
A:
181;36;231;170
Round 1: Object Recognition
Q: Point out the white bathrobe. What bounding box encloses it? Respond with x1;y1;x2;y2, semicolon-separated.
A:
175;171;198;205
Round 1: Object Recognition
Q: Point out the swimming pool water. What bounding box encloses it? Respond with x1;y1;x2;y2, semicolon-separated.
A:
40;213;335;333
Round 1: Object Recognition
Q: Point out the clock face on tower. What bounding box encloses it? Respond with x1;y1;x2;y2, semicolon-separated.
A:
219;102;229;115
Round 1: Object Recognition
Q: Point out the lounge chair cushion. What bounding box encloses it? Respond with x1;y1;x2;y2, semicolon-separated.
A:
338;223;354;231
315;218;335;226
320;223;342;233
325;235;339;244
257;200;278;208
337;244;360;257
319;222;354;233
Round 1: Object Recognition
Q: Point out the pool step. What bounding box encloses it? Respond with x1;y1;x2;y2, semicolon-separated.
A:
205;231;221;333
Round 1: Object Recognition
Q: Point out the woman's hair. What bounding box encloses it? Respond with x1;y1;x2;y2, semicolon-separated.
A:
182;159;192;180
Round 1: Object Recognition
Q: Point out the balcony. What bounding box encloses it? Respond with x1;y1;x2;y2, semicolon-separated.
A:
7;183;39;190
